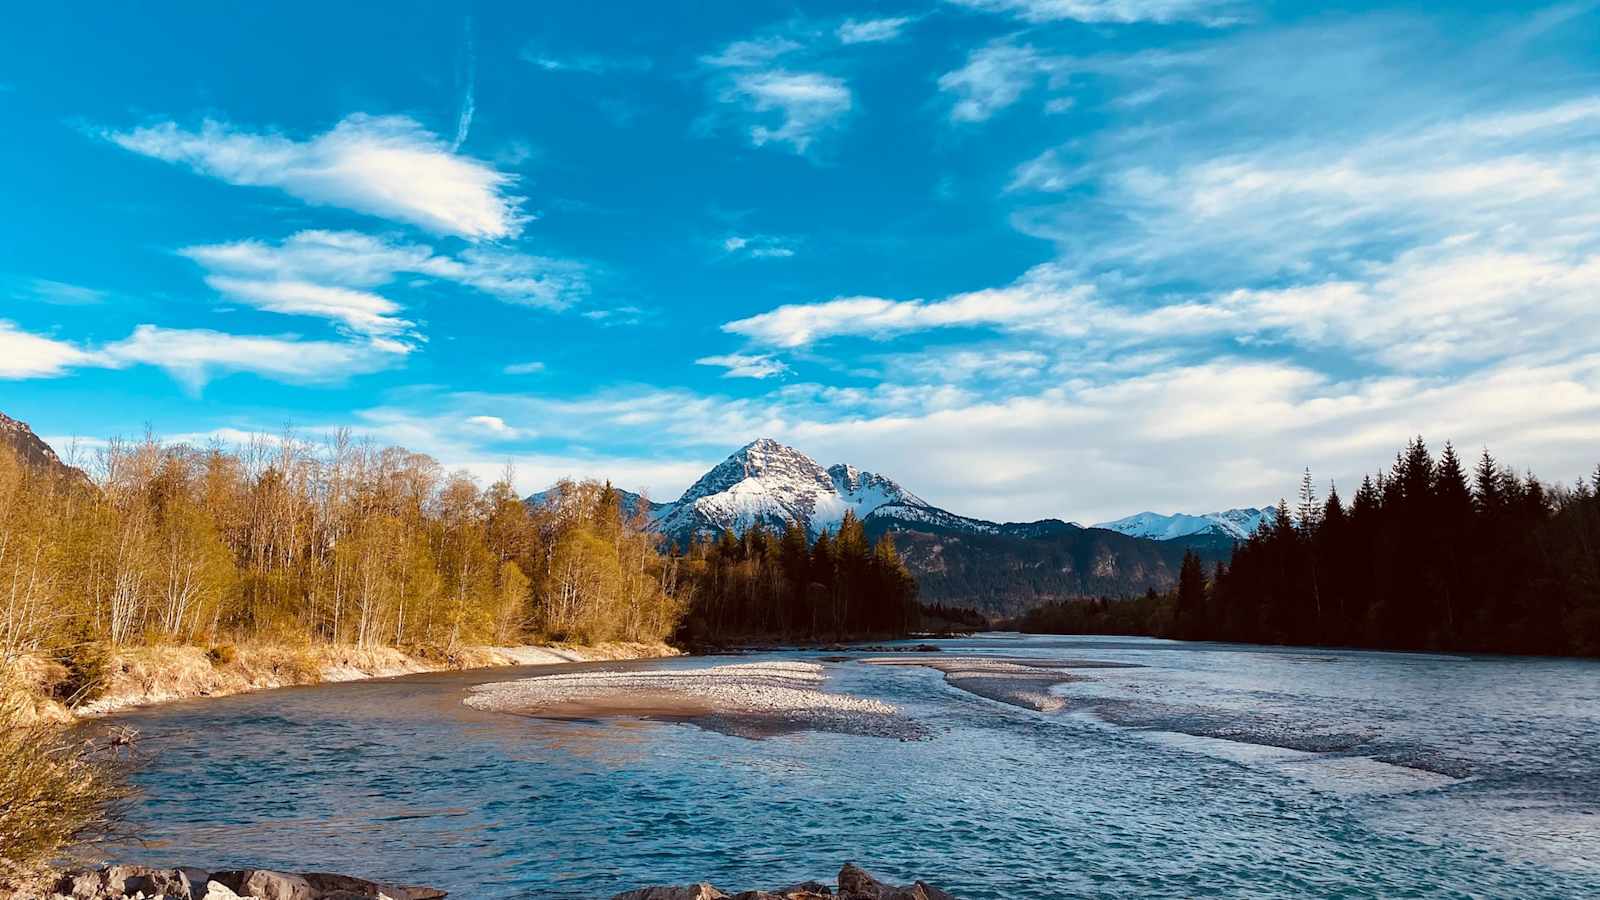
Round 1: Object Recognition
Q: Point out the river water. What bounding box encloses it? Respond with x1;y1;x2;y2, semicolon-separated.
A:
103;635;1600;898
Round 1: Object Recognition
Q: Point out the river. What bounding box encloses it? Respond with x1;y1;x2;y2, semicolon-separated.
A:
102;635;1600;898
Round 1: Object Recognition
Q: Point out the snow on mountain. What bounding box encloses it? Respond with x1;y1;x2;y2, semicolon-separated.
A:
1092;507;1274;542
655;438;928;539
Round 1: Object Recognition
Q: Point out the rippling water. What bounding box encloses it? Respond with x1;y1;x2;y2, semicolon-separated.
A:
103;636;1600;898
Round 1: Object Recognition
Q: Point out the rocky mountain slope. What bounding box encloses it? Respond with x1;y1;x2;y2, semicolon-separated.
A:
0;411;87;482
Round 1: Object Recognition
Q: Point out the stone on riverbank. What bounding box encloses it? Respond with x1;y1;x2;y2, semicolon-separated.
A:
610;863;959;900
22;865;445;900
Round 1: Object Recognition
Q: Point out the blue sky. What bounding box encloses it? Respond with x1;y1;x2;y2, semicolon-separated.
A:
3;0;1599;523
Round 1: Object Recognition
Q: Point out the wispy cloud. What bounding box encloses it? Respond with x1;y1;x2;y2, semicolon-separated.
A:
521;46;653;74
837;16;912;44
0;319;404;391
0;321;96;378
725;71;852;152
183;230;587;319
502;360;546;375
452;16;476;151
14;278;107;306
108;115;526;239
722;234;796;258
98;325;405;393
938;42;1062;123
947;0;1242;26
695;353;791;379
722;274;1101;348
701;36;803;69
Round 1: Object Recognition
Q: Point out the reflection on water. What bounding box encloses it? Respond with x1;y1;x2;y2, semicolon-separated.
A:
102;637;1600;899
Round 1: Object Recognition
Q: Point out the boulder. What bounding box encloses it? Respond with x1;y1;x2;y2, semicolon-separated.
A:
610;884;728;900
300;873;439;899
835;865;956;900
773;882;832;899
209;870;315;900
198;883;243;900
123;868;198;899
54;869;109;899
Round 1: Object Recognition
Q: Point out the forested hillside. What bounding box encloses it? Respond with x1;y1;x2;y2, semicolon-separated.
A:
671;513;920;642
1024;439;1600;657
872;520;1230;619
0;427;685;670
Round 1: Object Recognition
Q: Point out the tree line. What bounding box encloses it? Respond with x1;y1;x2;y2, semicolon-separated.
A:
673;511;920;642
1022;438;1600;656
0;432;685;666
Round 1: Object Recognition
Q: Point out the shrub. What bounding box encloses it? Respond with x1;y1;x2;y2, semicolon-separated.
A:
0;676;135;883
52;642;112;708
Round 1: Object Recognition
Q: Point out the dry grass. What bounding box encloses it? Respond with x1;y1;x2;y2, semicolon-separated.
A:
0;672;135;888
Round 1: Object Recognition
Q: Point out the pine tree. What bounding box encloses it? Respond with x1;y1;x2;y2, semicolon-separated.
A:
1297;468;1321;535
1175;549;1207;639
1474;449;1503;513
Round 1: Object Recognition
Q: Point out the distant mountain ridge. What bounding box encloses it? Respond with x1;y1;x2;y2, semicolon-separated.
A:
1093;507;1275;541
525;438;1240;614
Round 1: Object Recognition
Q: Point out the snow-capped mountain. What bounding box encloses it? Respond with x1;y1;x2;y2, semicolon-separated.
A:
1092;507;1274;542
654;438;929;540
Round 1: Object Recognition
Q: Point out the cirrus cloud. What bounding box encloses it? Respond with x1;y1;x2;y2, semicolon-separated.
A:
108;115;527;240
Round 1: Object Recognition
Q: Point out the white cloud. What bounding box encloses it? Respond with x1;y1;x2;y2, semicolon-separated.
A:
1009;149;1081;192
722;275;1103;347
108;115;526;240
16;278;107;305
0;321;96;378
98;325;406;393
722;234;796;258
344;351;1600;523
837;17;912;44
726;71;853;152
203;277;412;338
701;37;803;69
695;353;791;379
947;0;1241;25
184;230;587;316
465;415;515;435
502;361;546;375
938;42;1059;123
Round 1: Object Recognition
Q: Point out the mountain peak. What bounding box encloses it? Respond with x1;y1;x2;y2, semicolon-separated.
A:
0;411;87;483
657;439;927;540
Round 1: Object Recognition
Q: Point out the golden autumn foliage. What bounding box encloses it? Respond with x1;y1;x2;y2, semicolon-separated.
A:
0;432;686;670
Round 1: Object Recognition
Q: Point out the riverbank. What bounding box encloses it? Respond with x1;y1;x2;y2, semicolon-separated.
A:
2;640;678;724
465;660;924;739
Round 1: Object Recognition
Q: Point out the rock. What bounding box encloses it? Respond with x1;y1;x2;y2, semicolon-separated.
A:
836;864;884;898
774;882;832;899
384;888;446;900
124;868;198;899
835;864;956;900
300;873;442;900
198;882;243;900
55;869;108;899
610;884;728;900
209;870;315;900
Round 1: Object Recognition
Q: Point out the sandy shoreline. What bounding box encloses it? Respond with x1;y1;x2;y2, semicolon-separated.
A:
864;656;1141;712
5;641;679;724
466;661;925;739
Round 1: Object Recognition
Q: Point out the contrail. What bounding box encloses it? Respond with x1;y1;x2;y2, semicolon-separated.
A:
452;15;476;151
